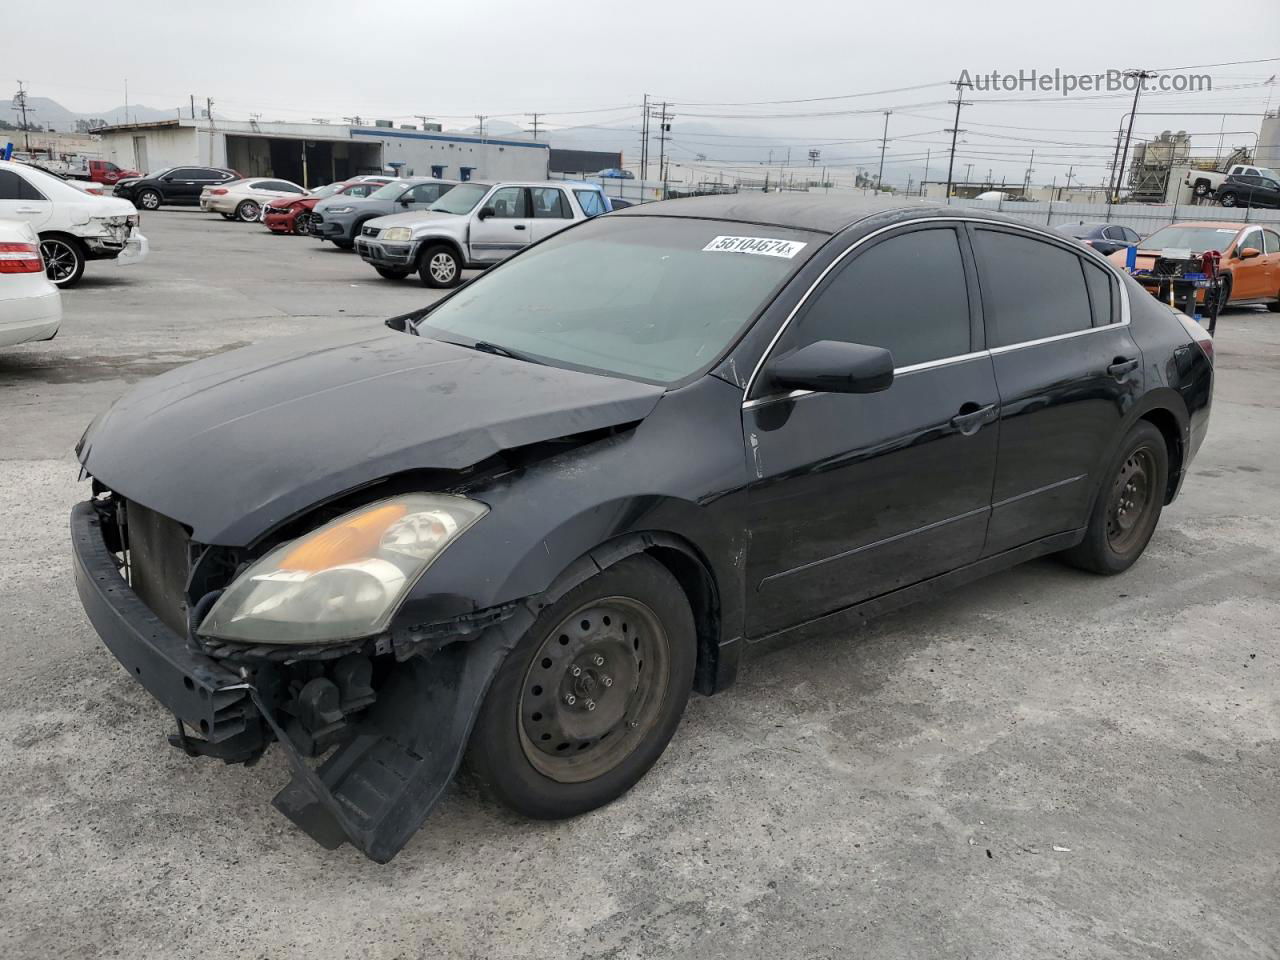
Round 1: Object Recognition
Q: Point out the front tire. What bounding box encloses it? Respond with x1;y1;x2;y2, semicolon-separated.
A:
293;211;312;235
235;199;261;222
419;244;462;288
1062;421;1168;575
466;555;695;820
136;188;161;211
332;238;355;250
39;235;86;288
375;266;411;280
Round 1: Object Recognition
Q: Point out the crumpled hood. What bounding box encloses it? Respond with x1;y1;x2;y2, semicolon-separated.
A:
78;328;664;545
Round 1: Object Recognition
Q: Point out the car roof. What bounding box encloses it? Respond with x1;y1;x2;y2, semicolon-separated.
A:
1156;220;1246;231
611;194;1048;236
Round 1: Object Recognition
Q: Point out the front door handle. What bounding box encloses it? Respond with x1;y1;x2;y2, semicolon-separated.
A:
514;224;527;231
15;206;42;214
950;402;998;436
1107;357;1140;377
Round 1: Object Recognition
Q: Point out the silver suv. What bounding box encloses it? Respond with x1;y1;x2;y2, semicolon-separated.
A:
355;181;613;286
310;178;458;249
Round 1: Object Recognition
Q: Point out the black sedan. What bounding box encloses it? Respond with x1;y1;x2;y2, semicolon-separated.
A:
71;196;1214;862
113;166;240;210
1055;221;1141;256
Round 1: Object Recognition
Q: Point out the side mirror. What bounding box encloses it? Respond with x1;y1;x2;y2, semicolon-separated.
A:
1239;246;1261;259
769;340;895;395
399;198;411;207
478;206;495;221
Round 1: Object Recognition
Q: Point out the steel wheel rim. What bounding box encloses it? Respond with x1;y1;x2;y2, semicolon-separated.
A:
139;191;159;210
39;239;77;284
1106;446;1157;553
429;253;456;283
518;596;671;783
240;201;260;221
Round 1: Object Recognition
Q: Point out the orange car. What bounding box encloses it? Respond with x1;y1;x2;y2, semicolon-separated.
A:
1108;221;1280;312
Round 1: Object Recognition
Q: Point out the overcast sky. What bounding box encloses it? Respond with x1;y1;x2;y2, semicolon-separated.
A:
7;0;1279;187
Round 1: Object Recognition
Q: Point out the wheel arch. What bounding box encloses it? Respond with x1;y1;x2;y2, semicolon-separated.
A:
1138;405;1184;504
416;235;466;269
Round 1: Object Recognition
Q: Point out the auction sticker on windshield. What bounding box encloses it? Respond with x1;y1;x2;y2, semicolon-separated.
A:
703;235;808;258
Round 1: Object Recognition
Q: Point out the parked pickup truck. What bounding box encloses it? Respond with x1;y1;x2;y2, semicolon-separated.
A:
12;156;140;185
1185;163;1274;200
356;181;613;287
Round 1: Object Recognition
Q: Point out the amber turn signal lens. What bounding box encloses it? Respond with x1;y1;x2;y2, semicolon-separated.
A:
279;503;407;571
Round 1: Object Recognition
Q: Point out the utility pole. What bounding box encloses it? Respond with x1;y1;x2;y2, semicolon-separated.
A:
207;98;215;165
640;93;649;183
921;148;930;196
1114;69;1155;203
1022;149;1035;196
944;77;972;201
1105;121;1125;204
474;115;487;140
190;94;196;120
876;110;891;190
653;101;671;199
415;115;434;130
1065;165;1075;194
526;113;542;141
13;81;31;151
964;162;974;185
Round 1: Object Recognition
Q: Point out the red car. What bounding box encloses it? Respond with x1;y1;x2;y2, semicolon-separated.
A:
263;178;393;235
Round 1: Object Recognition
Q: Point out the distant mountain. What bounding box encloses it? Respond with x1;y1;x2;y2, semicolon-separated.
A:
0;96;182;131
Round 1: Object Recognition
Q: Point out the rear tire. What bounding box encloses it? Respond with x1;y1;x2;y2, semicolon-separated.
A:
1061;421;1168;575
39;234;86;288
1192;180;1210;199
375;266;411;280
219;212;237;220
235;200;261;222
418;244;462;288
465;555;695;820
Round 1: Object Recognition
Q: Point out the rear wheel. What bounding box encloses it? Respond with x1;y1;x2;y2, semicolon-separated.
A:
39;235;86;288
219;212;237;221
136;188;161;211
466;555;695;819
418;244;462;288
375;266;411;280
235;199;261;222
1192;179;1211;199
1062;421;1168;575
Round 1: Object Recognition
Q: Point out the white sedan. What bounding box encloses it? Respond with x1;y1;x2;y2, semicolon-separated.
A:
200;178;308;222
0;219;61;347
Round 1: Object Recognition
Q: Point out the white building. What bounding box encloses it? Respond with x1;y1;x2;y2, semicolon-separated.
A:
95;118;550;186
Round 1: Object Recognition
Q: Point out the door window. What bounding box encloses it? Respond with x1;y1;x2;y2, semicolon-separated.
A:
1238;229;1263;254
405;182;447;203
574;190;607;217
971;229;1092;347
485;187;529;218
786;227;972;369
0;170;46;201
1262;229;1280;254
530;187;572;218
168;168;202;179
1082;260;1118;327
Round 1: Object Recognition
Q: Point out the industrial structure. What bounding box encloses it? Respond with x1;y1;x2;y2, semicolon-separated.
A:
94;118;550;186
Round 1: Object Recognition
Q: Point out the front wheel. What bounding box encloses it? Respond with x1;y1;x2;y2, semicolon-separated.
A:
1061;421;1168;575
293;211;312;235
1219;191;1237;207
418;244;462;288
332;238;355;250
375;266;411;280
466;555;695;820
219;212;237;221
39;235;86;288
136;189;161;211
235;199;261;222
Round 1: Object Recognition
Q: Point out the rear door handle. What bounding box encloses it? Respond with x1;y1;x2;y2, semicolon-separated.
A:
15;206;42;214
950;402;998;436
514;224;527;231
1107;357;1140;377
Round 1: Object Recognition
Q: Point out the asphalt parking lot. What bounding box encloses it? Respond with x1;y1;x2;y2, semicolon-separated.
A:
1;209;1277;960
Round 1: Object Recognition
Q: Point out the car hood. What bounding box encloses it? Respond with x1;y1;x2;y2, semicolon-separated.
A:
77;327;664;545
314;195;387;213
367;210;460;232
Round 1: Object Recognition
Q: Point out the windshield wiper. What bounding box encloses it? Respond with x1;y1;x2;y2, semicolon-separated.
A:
468;340;545;365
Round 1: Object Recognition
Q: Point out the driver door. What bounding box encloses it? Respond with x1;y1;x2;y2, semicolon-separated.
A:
468;186;533;264
743;224;999;637
1231;227;1267;301
0;169;52;230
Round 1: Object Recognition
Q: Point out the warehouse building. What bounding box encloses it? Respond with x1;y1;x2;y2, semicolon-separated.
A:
95;118;550;186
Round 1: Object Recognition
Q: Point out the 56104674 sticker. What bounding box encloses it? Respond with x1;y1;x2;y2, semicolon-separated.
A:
702;236;808;258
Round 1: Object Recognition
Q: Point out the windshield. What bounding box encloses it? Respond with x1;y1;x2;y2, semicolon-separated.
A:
418;216;816;383
310;182;346;199
368;180;414;201
429;183;490;214
1142;225;1240;251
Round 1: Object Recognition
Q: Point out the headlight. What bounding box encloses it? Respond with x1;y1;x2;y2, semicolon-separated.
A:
381;227;412;242
327;206;355;214
199;494;487;645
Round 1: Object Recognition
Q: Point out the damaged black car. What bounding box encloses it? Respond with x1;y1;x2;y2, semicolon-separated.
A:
71;195;1213;862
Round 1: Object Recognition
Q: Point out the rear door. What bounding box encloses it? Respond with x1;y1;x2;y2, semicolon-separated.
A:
968;224;1142;554
744;223;999;636
468;186;532;263
0;168;53;230
159;167;204;203
1261;228;1280;298
528;186;576;241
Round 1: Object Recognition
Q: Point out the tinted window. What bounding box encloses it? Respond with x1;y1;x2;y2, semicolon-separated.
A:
191;168;228;181
1082;260;1117;327
486;186;529;218
405;182;447;204
1102;226;1124;241
971;229;1091;347
0;170;45;201
574;189;607;217
1123;227;1140;244
530;187;571;218
790;227;971;368
1263;230;1280;254
168;168;202;179
1238;229;1263;253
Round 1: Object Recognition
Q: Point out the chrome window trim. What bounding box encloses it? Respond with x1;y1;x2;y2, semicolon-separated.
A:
741;215;1132;409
